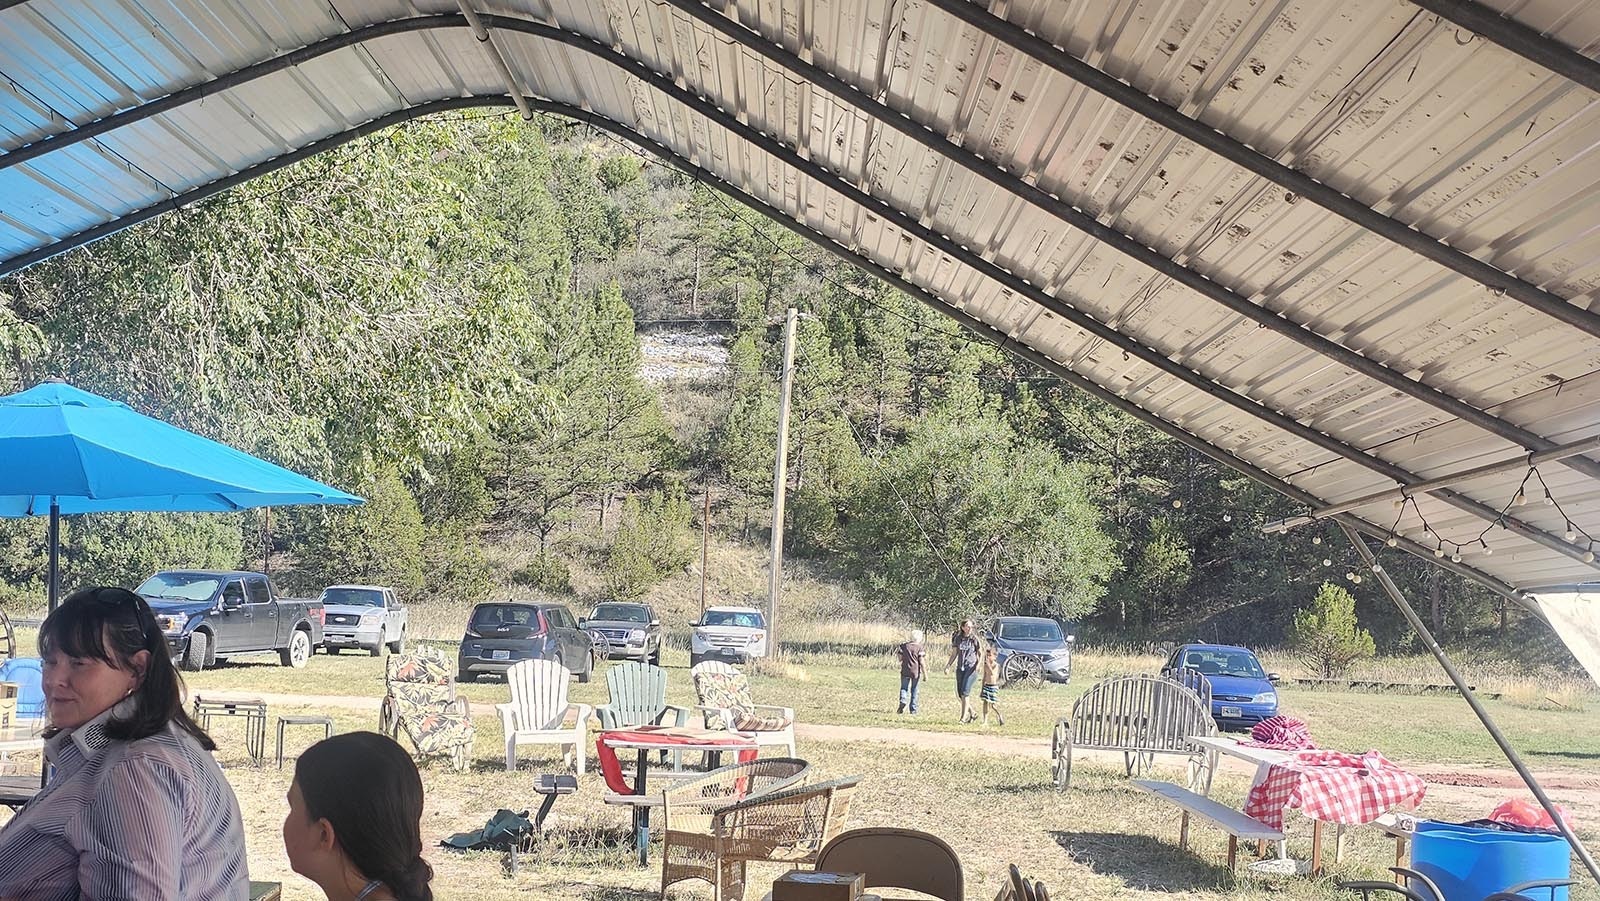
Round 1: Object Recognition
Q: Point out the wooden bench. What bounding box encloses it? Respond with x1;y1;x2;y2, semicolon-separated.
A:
1132;779;1284;868
1052;674;1215;789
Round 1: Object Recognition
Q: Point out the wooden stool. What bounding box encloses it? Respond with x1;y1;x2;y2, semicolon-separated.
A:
276;715;334;769
193;697;267;767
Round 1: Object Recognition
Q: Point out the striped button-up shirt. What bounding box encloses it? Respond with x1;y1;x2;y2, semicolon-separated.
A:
0;704;248;900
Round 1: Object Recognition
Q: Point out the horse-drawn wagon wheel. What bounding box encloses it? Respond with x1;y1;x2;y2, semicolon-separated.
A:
1050;719;1073;789
1002;652;1045;689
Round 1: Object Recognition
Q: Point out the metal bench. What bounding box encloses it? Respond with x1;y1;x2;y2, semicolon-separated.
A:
1051;674;1215;789
1132;779;1284;868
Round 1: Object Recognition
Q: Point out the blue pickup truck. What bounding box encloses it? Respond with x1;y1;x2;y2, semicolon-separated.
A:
136;570;324;671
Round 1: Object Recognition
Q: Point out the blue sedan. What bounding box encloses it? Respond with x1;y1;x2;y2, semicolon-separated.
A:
1161;643;1280;730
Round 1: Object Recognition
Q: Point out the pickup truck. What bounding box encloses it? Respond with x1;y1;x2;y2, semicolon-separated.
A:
319;584;407;656
135;570;324;671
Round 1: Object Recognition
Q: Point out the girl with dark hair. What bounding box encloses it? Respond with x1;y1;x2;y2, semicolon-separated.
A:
0;585;248;900
284;732;433;901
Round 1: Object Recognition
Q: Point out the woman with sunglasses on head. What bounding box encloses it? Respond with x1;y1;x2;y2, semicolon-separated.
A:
283;732;432;901
0;586;248;900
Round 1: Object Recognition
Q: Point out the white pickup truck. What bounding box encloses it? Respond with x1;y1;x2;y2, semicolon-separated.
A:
318;584;408;656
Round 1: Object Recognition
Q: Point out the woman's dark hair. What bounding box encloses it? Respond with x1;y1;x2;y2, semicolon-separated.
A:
39;585;214;749
296;732;432;901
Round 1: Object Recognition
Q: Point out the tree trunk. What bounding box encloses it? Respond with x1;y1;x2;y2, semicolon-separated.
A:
1427;569;1445;637
690;242;702;315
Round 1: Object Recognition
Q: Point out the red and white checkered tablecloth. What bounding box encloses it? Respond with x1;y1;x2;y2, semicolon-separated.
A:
1243;750;1426;831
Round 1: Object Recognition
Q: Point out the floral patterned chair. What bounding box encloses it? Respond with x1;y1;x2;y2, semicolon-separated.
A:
379;647;475;772
690;661;795;756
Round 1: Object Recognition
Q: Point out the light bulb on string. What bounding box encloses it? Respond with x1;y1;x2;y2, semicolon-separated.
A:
1222;513;1232;523
1514;491;1526;506
1372;563;1383;573
1312;535;1321;545
1434;545;1445;558
1385;536;1398;548
1481;540;1493;556
1584;547;1596;565
1451;550;1461;563
1544;492;1555;506
1345;572;1356;581
1566;524;1578;542
1322;558;1331;566
1172;499;1182;509
1352;574;1363;584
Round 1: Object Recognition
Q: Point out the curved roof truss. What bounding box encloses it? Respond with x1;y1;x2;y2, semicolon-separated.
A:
3;0;1600;602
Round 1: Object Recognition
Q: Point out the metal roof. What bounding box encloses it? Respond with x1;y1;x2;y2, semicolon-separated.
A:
4;0;1600;602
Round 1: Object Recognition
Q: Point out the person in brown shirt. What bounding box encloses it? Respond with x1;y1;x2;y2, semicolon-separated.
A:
895;629;926;714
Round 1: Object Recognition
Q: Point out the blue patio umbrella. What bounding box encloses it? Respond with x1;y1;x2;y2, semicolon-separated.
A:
0;381;362;609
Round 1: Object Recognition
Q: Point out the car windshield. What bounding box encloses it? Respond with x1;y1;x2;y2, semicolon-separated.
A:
1182;649;1266;679
591;604;650;623
321;588;384;607
702;610;764;628
135;573;222;601
470;605;539;627
997;620;1063;642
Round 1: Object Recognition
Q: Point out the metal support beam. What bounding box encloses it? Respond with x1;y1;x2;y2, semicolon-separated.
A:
1340;523;1600;889
457;2;535;121
1407;0;1600;96
656;0;1600;486
922;0;1600;340
1266;434;1600;533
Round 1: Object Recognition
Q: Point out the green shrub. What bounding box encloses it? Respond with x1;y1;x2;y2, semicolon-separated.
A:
513;552;572;593
1290;581;1377;678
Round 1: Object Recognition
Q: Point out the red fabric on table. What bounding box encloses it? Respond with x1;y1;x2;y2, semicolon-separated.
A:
596;728;759;795
1243;750;1426;831
1240;715;1317;750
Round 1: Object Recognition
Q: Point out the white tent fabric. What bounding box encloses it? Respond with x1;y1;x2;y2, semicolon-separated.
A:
1532;590;1600;688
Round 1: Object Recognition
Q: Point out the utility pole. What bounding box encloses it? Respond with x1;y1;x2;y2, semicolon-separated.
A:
767;307;799;653
700;478;711;616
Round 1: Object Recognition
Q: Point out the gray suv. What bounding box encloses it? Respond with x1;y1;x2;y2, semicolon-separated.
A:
581;602;663;665
457;601;594;683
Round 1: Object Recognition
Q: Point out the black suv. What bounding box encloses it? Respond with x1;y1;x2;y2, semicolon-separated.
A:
457;601;594;683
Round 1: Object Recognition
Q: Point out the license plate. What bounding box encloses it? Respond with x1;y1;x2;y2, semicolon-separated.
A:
1220;706;1243;718
491;649;510;660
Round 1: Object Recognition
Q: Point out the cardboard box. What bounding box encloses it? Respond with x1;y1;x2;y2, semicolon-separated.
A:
772;870;864;901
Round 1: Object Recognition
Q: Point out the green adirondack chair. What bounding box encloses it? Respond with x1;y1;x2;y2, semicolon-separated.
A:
596;661;689;730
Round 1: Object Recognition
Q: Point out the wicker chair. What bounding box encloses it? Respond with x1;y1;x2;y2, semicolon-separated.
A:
661;775;859;901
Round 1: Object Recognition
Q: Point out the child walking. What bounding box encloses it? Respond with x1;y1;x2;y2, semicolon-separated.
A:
979;644;1005;726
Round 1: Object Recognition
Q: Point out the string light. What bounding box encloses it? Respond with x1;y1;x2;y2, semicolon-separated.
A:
1322;558;1332;566
1312;535;1321;545
1172;499;1182;509
1222;513;1232;522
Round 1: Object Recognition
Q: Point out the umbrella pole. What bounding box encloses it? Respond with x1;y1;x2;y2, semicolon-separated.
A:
47;500;60;612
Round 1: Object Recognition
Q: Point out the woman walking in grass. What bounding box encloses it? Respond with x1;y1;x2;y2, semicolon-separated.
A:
895;629;926;714
979;643;1005;726
943;618;982;723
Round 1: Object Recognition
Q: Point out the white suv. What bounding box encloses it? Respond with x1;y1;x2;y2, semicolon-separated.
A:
690;606;769;666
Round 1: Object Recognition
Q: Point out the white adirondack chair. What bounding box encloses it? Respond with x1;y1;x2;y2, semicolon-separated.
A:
497;658;592;773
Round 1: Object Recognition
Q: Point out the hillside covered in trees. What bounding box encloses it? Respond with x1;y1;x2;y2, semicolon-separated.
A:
0;113;1541;653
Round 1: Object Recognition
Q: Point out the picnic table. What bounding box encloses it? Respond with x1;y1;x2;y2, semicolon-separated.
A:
596;725;759;866
1243;749;1425;872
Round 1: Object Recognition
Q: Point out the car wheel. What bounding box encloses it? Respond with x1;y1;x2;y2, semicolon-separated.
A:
458;670;476;684
388;629;404;654
576;652;592;683
280;629;312;668
690;652;705;668
648;647;662;667
327;647;341;656
368;642;381;657
181;631;208;672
